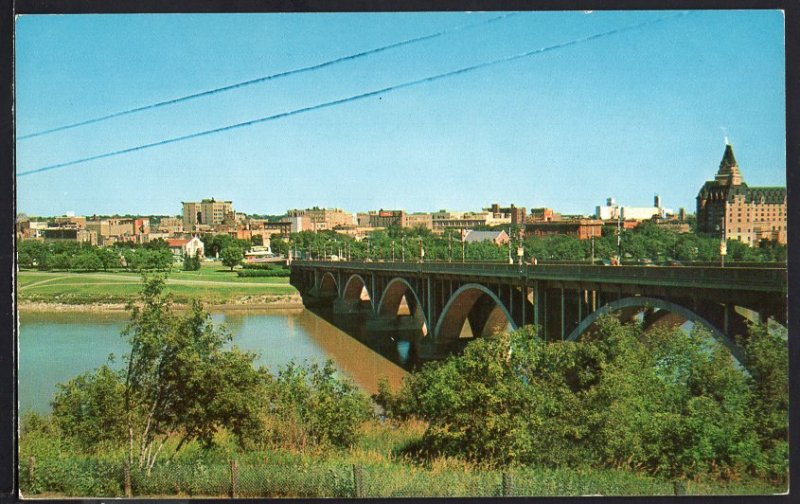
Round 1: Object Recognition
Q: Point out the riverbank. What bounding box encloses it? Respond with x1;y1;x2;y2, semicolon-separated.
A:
18;294;304;313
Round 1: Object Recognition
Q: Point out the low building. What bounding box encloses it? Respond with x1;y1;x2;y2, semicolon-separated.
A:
596;196;673;222
463;229;510;245
528;208;561;222
432;210;488;231
525;219;603;240
41;227;97;245
167;236;204;258
402;212;433;230
286;207;354;232
158;217;184;234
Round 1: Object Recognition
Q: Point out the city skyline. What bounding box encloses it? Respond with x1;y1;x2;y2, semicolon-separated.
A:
15;10;786;216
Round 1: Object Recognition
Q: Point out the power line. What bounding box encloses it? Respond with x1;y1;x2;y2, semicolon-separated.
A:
17;11;692;178
17;13;518;140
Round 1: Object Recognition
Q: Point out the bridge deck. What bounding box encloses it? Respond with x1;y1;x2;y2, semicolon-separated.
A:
292;260;787;293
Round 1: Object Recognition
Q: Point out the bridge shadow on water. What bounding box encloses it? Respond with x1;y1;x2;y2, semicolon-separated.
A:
303;305;427;373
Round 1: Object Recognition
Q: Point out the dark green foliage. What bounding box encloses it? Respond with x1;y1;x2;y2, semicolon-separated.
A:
51;365;127;450
264;361;373;450
220;245;244;271
378;320;787;482
280;223;784;264
236;268;290;277
182;251;201;271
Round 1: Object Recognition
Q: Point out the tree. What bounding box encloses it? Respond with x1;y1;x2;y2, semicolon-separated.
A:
182;251;201;271
220;245;243;271
267;361;373;450
50;276;266;473
121;276;266;471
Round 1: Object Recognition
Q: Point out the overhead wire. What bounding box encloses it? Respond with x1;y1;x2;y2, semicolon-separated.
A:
17;11;693;178
17;12;518;140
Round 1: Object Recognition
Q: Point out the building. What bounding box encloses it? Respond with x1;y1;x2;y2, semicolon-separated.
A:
431;210;488;231
286;207;353;232
158;217;184;234
525;219;603;240
182;198;234;231
696;144;787;245
402;212;433;230
86;218;137;245
52;215;86;229
486;203;526;225
369;209;404;228
167;236;205;258
528;208;561;222
596;196;673;221
462;229;510;245
41;227;97;245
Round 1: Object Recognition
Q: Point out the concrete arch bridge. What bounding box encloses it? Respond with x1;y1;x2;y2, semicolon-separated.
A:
290;261;787;363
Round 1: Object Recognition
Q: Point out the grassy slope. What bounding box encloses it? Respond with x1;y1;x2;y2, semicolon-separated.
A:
19;420;783;498
17;262;298;304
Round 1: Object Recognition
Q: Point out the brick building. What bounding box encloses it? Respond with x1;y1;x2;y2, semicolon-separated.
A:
525;219;603;240
696;144;786;245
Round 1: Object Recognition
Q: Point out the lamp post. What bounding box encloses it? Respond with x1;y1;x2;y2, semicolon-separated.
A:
517;229;524;266
719;221;727;268
419;237;424;263
392;241;395;262
591;235;595;265
616;212;622;266
461;228;466;263
507;228;513;265
448;232;452;263
401;236;406;262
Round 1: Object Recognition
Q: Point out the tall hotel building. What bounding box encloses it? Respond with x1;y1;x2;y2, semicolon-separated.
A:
696;145;786;245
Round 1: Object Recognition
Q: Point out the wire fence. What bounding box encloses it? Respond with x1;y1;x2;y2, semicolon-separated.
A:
20;455;701;498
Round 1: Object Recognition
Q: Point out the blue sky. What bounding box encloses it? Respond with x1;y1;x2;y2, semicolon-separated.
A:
15;10;785;217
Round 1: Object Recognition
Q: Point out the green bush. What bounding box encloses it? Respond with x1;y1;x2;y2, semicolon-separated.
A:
237;268;290;277
377;319;787;482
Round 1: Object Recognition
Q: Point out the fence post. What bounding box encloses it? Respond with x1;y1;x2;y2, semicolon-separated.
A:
28;456;35;491
673;480;686;496
230;459;238;498
502;472;513;497
352;464;364;498
124;458;132;497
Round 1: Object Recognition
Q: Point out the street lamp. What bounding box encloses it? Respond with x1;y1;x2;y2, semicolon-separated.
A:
507;228;513;265
448;232;452;263
419;237;424;263
402;236;406;262
392;241;395;262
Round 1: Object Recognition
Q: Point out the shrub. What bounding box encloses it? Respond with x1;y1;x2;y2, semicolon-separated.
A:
237;268;290;278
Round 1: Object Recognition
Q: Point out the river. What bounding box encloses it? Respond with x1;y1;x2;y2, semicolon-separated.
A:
18;308;408;415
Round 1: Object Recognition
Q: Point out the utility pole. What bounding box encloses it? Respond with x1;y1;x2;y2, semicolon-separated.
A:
461;228;466;263
616;212;622;265
508;227;513;264
448;232;452;262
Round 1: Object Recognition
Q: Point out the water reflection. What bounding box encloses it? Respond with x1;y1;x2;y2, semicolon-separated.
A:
18;308;407;414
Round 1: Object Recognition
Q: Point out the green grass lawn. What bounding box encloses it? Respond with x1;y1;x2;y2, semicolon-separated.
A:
17;264;298;305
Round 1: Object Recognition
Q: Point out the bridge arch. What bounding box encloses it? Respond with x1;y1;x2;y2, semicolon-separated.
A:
342;274;373;310
318;272;338;296
565;296;744;364
376;277;429;332
435;283;517;344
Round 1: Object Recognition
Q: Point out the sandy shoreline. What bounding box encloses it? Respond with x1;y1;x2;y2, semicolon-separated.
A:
18;295;305;313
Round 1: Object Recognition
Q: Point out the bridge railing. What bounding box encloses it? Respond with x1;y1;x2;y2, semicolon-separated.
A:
292;261;787;292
